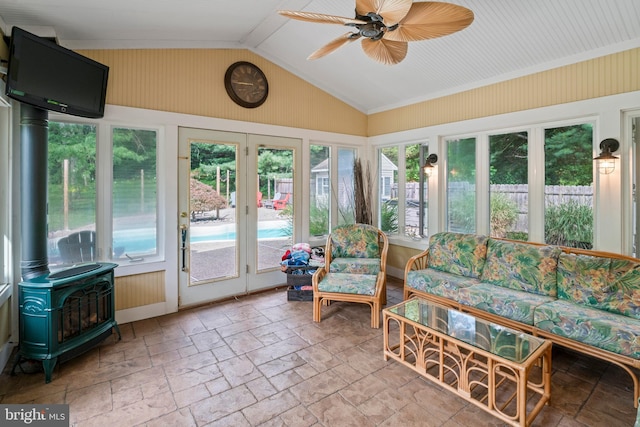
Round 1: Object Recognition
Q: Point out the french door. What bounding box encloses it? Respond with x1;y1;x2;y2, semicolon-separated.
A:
178;127;300;307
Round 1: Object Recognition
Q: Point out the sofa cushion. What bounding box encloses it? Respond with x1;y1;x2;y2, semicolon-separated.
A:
317;272;378;295
557;253;614;307
534;299;640;358
557;255;640;320
330;258;380;274
457;283;556;325
427;232;489;279
603;258;640;319
330;224;380;259
480;239;561;296
406;269;480;300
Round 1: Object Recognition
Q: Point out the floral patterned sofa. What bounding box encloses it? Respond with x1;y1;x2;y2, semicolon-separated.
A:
404;231;640;406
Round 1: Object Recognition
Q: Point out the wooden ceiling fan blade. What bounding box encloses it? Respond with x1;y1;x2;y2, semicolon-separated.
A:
384;2;474;42
376;0;413;25
308;33;360;60
356;0;378;15
356;0;412;25
278;10;365;25
361;38;407;65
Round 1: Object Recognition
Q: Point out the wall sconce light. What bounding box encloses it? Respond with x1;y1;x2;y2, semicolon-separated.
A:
594;138;620;175
423;154;438;177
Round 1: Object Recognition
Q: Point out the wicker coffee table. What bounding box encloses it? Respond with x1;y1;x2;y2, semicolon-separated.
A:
383;298;552;427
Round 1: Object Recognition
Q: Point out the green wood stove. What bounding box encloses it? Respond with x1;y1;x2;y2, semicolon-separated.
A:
12;262;120;382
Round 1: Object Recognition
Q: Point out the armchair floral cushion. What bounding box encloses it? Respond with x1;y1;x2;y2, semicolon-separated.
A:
329;258;381;275
317;272;378;296
427;232;489;279
330;224;380;259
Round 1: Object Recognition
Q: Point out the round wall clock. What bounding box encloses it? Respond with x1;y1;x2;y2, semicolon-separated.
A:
224;61;269;108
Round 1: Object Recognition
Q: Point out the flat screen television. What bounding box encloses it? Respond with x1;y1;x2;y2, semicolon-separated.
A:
5;26;109;118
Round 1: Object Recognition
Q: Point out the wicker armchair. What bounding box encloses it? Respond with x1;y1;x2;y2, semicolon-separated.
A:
312;223;388;328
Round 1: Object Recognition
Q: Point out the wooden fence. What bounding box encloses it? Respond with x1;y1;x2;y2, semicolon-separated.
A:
397;182;592;234
492;184;592;232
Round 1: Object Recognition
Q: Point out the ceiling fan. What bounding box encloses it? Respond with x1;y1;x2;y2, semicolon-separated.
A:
278;0;474;65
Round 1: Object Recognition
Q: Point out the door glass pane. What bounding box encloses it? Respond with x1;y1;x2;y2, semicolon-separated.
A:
447;138;476;233
489;131;528;240
337;148;355;225
189;141;237;283
258;147;293;272
310;145;330;237
112;128;158;261
379;147;398;234
47;122;97;267
544;124;594;249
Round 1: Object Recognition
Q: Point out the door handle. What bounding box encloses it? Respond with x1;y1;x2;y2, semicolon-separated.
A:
180;224;188;272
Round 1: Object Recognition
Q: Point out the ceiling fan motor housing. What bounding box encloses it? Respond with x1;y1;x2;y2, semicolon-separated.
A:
354;12;387;39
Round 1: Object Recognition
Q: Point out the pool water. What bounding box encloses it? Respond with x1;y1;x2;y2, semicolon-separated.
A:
113;220;290;254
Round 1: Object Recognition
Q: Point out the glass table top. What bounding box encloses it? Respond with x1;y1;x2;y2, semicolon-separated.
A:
386;298;547;363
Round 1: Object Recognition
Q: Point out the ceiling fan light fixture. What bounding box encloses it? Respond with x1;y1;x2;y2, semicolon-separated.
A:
279;1;474;64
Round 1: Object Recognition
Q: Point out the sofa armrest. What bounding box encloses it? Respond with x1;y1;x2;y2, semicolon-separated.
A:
404;249;430;282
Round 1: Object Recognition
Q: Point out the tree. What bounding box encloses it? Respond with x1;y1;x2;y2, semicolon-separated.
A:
48;122;97;186
544;124;593;185
448;138;476;183
190;178;227;220
489;132;528;185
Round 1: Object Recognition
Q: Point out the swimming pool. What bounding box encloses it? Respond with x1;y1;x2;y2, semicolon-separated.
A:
49;220;291;260
112;220;290;254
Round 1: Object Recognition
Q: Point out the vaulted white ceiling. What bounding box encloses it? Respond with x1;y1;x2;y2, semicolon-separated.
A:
1;0;639;113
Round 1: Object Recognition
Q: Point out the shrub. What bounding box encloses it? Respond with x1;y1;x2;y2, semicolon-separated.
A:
448;193;475;233
309;201;329;236
545;200;593;249
490;193;518;238
381;201;398;233
506;231;528;241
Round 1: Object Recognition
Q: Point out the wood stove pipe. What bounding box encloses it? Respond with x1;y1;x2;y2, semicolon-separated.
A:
20;104;50;280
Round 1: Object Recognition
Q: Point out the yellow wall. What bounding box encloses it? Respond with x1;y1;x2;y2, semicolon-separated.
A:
78;49;368;136
388;244;422;274
369;47;640;136
0;297;10;344
115;271;165;310
0;29;7;60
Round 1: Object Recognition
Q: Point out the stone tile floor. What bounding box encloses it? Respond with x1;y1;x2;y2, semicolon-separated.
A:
1;277;638;426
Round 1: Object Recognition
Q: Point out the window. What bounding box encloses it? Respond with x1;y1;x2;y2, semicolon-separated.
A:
489;131;528;240
112;127;158;259
310;145;330;236
447;137;476;234
544;124;594;249
405;144;425;238
47;120;162;267
47;122;97;266
379;146;398;235
377;143;429;239
337;147;356;225
634;116;640;257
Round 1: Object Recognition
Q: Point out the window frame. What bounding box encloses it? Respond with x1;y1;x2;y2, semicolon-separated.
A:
46;113;167;272
377;141;431;242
